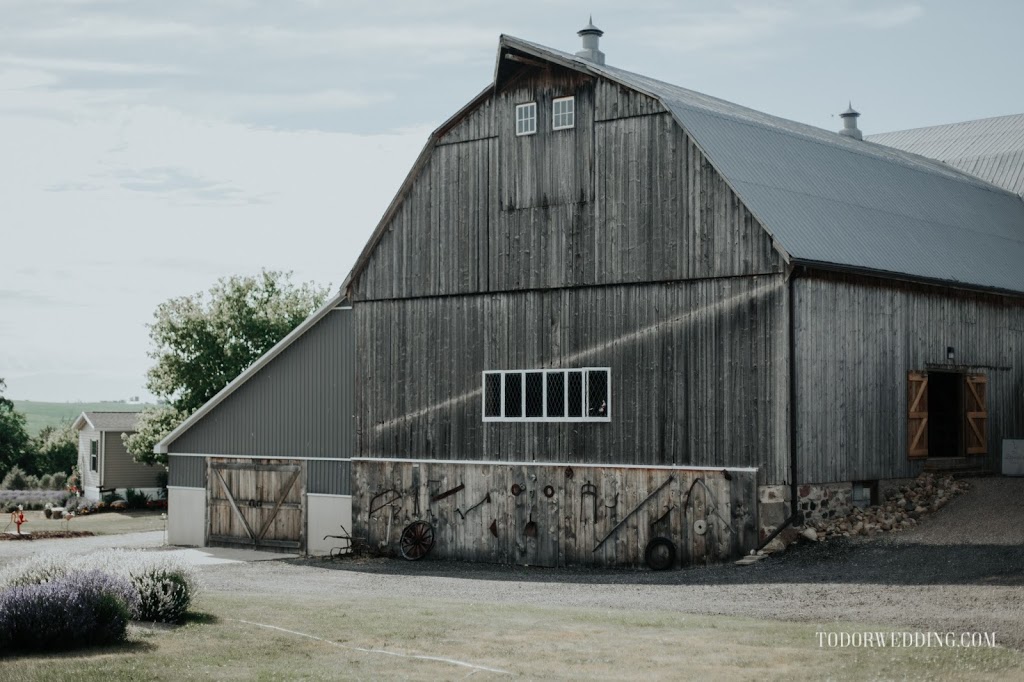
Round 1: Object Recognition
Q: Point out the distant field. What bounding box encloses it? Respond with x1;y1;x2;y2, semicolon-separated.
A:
12;401;151;436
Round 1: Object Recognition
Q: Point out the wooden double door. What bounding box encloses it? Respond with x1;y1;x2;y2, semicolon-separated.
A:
208;459;305;550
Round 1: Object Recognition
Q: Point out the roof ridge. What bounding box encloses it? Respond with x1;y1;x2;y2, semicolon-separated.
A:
870;111;1024;137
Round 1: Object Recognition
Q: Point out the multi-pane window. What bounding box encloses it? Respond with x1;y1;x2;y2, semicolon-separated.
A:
90;440;98;472
552;96;575;130
516;102;537;136
482;368;611;422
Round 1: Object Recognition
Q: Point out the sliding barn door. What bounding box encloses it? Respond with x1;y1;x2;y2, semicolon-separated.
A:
208;459;305;550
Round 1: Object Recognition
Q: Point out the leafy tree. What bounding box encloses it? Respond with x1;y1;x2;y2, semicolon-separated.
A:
123;405;190;467
33;420;78;476
124;271;329;465
0;378;32;478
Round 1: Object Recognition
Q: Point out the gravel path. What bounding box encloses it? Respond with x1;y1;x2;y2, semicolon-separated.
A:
5;478;1022;648
198;477;1024;648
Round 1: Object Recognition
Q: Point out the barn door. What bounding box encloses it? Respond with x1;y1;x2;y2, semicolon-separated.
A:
964;374;988;456
907;372;929;459
208;459;305;550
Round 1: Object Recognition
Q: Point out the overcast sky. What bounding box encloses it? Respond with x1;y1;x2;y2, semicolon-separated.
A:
3;0;1023;402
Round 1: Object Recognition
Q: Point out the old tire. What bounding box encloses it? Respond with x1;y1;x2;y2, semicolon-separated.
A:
399;521;435;561
645;537;676;571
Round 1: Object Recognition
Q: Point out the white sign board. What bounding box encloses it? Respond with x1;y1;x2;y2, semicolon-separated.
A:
1003;440;1024;476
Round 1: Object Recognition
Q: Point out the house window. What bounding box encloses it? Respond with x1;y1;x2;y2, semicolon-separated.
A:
515;102;537;136
552;96;575;130
90;440;98;472
482;368;610;422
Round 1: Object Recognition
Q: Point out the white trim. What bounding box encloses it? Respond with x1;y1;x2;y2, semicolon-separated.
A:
552;95;575;130
306;493;353;499
167;453;351;461
351;457;758;473
73;412;95;430
155;293;350;454
482;368;611;422
515;102;537;136
166;485;205;491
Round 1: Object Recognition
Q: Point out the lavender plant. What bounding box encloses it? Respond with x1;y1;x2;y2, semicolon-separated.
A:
0;570;139;653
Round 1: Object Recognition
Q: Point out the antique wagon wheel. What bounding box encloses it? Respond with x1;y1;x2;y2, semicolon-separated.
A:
399;521;435;561
644;537;676;571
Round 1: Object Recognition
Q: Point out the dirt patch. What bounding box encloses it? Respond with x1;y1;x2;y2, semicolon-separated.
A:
0;530;96;541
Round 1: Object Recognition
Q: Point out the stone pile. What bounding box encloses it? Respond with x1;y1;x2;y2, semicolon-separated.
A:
808;473;968;541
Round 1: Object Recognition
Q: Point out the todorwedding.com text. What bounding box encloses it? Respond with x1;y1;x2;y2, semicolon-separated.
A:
817;632;998;648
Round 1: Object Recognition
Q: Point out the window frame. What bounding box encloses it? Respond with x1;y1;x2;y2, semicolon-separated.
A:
482;368;611;423
515;102;537;136
552;95;575;131
89;439;99;472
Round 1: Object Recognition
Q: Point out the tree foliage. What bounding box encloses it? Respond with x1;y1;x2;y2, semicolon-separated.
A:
122;405;191;468
124;271;329;465
33;420;78;476
0;378;32;478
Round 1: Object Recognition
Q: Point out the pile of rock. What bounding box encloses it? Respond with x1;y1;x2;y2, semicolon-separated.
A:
807;473;968;542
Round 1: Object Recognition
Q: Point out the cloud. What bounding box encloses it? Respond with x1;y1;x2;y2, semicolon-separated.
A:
0;54;186;75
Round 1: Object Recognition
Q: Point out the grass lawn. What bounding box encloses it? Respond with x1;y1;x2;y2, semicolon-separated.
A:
18;509;166;535
2;592;1021;680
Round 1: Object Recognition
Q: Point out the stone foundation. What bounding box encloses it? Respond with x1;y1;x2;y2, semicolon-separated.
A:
757;484;791;540
797;482;854;524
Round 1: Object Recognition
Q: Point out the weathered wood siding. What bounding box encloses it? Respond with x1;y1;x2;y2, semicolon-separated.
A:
102;432;162;488
354;459;758;568
350;65;782;301
794;271;1024;483
356;275;788;483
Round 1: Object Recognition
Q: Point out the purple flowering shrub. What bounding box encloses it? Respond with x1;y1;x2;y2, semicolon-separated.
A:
0;570;140;653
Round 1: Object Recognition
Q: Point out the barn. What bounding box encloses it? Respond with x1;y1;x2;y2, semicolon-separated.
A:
163;25;1024;567
341;27;1024;567
157;293;354;555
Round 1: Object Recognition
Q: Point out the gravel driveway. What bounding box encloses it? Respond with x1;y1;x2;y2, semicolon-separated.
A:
199;476;1024;648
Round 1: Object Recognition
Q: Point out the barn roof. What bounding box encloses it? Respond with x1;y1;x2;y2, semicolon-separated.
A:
868;113;1024;198
500;36;1024;296
73;411;139;432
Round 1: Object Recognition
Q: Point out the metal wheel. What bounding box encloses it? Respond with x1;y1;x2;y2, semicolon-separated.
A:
645;537;676;571
399;521;435;560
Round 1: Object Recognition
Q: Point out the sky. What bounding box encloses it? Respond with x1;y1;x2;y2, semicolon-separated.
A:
2;0;1023;402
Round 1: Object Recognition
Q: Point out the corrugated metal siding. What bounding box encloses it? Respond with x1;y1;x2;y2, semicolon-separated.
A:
167;308;354;459
168;455;206;488
356;275;789;484
869;114;1024;197
307;459;350;495
500;37;1024;295
794;271;1024;483
102;432;162;488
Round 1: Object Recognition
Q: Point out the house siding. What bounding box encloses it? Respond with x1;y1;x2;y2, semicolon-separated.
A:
794;271;1024;483
78;428;101;489
355;274;789;484
167;308;354;459
102;432;162;488
168;455;206;489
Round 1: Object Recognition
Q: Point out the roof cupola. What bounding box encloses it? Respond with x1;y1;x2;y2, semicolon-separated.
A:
576;17;605;65
839;102;863;140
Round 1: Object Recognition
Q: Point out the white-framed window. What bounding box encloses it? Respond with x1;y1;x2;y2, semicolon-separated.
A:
515;102;537;136
552;96;575;130
90;439;98;472
482;368;610;422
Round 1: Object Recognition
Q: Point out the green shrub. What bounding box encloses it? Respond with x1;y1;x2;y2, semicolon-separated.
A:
51;472;68;490
102;490;124;505
0;466;29;491
124;488;149;510
38;474;54;490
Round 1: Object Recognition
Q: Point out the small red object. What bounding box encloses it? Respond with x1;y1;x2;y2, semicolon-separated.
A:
12;509;26;534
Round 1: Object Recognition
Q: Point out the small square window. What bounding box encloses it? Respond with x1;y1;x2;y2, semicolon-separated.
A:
516;102;537;136
553;96;575;130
